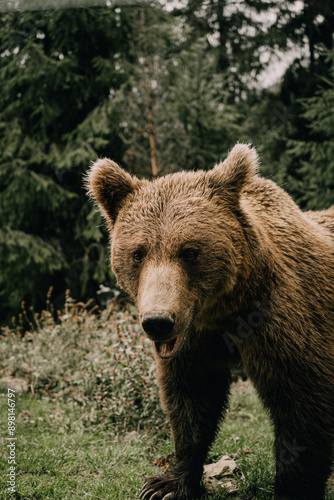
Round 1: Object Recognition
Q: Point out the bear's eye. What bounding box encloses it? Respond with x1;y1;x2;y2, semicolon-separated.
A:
180;248;199;262
132;249;145;264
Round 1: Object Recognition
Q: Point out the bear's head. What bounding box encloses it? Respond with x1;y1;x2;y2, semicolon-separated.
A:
87;144;259;359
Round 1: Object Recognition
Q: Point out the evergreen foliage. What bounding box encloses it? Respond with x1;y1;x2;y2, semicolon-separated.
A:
0;1;333;320
0;6;137;319
283;53;334;209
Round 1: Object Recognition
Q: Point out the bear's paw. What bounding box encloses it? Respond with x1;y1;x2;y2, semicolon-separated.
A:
139;472;202;500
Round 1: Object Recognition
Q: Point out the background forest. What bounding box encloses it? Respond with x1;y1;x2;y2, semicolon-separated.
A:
0;0;333;323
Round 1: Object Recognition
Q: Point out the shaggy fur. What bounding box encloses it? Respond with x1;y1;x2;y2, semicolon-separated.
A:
87;144;334;500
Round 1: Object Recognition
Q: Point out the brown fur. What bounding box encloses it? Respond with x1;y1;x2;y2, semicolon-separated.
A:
87;144;334;500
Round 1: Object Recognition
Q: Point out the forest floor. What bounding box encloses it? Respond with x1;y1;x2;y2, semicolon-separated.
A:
1;381;334;500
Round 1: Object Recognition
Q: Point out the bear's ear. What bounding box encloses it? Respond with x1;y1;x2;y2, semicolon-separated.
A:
86;158;141;224
208;143;259;203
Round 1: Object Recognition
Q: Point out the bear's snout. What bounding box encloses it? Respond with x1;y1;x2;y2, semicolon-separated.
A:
141;311;175;341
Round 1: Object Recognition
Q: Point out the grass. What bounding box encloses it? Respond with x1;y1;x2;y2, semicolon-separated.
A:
1;296;333;499
0;390;156;499
1;382;333;500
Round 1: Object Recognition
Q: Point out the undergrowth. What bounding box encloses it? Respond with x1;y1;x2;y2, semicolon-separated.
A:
0;290;166;434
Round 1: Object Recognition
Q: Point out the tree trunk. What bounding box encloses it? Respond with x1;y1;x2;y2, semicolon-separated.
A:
215;0;229;72
140;8;159;179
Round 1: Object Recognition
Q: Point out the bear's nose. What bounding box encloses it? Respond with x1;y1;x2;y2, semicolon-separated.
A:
141;312;175;341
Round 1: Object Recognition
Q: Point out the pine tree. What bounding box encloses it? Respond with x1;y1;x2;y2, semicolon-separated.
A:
113;5;241;177
283;52;334;210
173;0;277;98
0;6;137;319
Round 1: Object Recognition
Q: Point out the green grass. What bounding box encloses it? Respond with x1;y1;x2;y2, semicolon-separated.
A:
1;382;333;500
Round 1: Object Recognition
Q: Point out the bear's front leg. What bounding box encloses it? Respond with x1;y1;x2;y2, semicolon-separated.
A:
140;355;232;500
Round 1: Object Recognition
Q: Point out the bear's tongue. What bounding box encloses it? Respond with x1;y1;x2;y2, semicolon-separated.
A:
154;337;177;358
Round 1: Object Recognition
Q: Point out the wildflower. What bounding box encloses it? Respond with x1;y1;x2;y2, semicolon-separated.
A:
56;409;63;413
102;407;107;411
82;414;86;418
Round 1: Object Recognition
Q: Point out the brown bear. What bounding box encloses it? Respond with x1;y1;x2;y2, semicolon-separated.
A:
87;144;334;500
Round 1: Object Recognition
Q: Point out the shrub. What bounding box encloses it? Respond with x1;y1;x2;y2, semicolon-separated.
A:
0;291;168;433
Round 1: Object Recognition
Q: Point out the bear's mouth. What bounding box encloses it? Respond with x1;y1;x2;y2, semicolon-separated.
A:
153;335;182;359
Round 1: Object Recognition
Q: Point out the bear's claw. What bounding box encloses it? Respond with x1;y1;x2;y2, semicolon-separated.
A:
139;487;154;499
140;484;174;500
139;485;176;500
139;473;201;500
